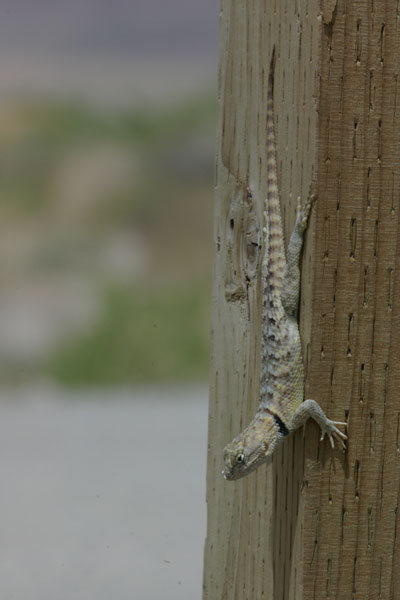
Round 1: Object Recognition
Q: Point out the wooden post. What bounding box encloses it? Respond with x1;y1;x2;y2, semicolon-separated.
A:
203;1;400;598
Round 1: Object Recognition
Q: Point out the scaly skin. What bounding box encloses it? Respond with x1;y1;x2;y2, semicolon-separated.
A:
222;48;347;482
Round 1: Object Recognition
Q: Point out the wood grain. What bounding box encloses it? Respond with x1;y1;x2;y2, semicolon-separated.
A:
203;1;400;598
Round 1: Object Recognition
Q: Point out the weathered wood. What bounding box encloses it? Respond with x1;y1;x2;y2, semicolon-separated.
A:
203;1;400;598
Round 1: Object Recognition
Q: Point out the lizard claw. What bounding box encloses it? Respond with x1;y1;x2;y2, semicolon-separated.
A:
319;420;347;450
298;195;315;230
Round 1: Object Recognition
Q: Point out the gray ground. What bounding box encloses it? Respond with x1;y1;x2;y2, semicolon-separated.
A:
0;385;208;600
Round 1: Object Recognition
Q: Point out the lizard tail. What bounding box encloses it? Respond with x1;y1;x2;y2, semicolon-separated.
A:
264;46;285;299
260;47;292;406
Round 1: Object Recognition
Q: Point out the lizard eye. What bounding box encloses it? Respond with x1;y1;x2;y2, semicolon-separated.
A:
236;453;245;464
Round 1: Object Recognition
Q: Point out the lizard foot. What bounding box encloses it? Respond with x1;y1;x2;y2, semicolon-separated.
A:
301;194;316;229
296;194;316;230
320;420;347;450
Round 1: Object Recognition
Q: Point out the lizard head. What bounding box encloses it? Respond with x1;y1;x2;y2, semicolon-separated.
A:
222;411;283;481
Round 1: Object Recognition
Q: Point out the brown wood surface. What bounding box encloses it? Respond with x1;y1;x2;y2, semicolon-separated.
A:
203;1;400;598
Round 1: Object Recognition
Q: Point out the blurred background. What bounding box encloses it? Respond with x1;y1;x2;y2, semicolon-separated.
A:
0;1;217;598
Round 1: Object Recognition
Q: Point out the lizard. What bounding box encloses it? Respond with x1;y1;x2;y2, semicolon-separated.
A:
222;47;347;481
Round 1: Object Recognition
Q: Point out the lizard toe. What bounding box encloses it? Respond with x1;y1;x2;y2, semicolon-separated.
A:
320;422;347;450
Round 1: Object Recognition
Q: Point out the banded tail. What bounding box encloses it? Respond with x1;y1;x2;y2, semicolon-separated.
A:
263;46;286;303
261;47;291;403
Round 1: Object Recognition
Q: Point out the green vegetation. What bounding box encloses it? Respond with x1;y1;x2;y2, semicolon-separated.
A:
47;284;210;385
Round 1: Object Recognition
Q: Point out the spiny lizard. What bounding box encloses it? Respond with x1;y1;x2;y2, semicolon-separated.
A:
222;48;347;481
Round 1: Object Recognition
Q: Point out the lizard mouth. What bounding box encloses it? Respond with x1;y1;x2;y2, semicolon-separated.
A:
221;466;244;481
221;469;231;480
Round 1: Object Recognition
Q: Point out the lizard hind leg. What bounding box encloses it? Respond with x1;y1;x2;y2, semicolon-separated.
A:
281;196;314;319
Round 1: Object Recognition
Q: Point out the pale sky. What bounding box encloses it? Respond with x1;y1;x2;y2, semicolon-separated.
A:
0;0;218;58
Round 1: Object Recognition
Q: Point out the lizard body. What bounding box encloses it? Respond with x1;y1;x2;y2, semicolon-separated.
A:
222;48;347;481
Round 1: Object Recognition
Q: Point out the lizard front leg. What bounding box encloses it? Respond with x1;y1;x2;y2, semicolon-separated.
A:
288;399;347;449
